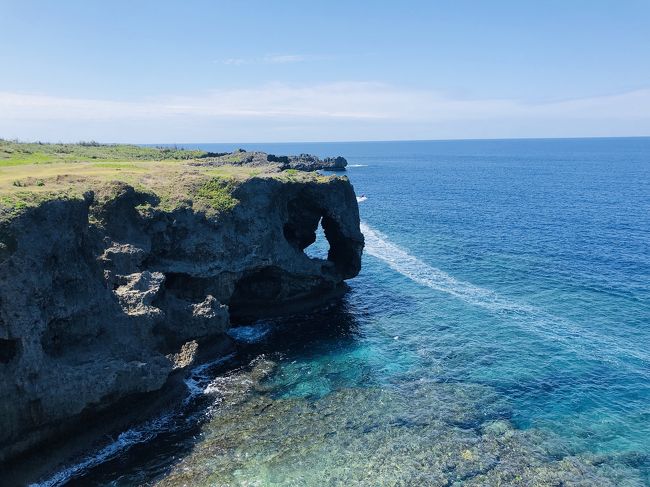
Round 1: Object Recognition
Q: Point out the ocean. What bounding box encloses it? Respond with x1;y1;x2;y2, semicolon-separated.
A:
40;138;650;486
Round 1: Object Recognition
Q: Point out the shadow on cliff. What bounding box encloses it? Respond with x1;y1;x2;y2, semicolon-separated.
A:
61;294;364;486
238;296;364;356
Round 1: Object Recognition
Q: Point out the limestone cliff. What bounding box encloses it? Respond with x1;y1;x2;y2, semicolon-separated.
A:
194;149;348;171
0;173;363;463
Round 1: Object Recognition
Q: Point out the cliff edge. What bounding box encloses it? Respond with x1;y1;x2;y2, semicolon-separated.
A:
0;143;363;465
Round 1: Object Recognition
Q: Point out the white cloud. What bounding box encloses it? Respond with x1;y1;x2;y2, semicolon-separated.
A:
218;54;307;65
222;58;248;66
1;83;649;142
263;54;306;64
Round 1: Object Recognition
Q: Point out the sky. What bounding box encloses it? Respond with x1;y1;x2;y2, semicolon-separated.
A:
1;0;649;143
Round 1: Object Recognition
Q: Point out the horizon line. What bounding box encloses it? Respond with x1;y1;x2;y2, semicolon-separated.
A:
4;134;650;146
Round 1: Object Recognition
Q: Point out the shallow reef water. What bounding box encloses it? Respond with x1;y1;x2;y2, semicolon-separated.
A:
153;360;642;486
38;139;650;486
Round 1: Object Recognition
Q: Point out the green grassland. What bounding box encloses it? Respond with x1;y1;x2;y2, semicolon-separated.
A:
0;140;206;166
0;140;333;218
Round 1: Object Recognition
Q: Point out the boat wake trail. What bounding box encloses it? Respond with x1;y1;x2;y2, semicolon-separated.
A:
361;222;534;314
360;222;650;370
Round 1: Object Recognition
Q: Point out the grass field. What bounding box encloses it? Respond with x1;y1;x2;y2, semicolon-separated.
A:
0;140;209;166
0;141;332;217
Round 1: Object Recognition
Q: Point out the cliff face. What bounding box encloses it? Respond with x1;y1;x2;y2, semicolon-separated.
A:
0;175;363;462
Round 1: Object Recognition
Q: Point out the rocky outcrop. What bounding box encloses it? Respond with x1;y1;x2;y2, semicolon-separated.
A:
192;149;348;171
269;153;348;171
0;175;363;463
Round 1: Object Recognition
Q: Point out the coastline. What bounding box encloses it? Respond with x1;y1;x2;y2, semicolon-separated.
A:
1;139;649;485
0;142;363;482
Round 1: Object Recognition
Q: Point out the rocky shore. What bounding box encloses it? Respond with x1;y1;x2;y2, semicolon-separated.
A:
0;145;363;477
196;149;349;171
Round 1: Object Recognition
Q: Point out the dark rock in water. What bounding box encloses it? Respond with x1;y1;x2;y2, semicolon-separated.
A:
0;175;363;464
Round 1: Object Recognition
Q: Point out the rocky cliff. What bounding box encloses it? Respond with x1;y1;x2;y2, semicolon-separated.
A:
195;149;348;171
0;171;363;463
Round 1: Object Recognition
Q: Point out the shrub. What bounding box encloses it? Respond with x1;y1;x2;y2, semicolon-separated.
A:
196;178;239;213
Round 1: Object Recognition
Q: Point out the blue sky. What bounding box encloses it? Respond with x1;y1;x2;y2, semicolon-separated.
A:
1;0;649;142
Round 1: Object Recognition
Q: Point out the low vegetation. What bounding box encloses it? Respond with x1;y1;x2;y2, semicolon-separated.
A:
196;177;240;213
0;139;206;166
0;141;335;218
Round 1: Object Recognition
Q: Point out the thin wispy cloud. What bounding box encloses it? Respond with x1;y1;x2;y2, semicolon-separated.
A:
264;54;306;64
218;54;307;66
222;58;248;66
1;83;649;141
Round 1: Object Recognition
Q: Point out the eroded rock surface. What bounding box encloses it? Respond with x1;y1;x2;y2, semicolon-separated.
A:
0;175;363;462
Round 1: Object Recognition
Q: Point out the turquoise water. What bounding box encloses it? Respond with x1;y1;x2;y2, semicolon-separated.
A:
43;138;650;485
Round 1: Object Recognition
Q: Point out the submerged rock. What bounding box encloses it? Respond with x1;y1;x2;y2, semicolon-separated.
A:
155;371;642;487
0;173;363;464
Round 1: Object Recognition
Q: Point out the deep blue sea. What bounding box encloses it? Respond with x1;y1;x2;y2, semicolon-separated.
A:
41;138;650;486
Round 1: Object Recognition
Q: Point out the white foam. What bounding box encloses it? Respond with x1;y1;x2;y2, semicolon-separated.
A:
360;222;650;370
182;353;237;404
361;223;534;314
228;323;273;343
29;413;174;487
32;353;235;487
348;164;368;167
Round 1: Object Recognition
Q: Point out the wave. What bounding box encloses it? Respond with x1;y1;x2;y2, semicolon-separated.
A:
360;222;650;370
361;223;535;314
30;413;176;487
348;164;368;167
31;353;235;487
228;322;273;343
